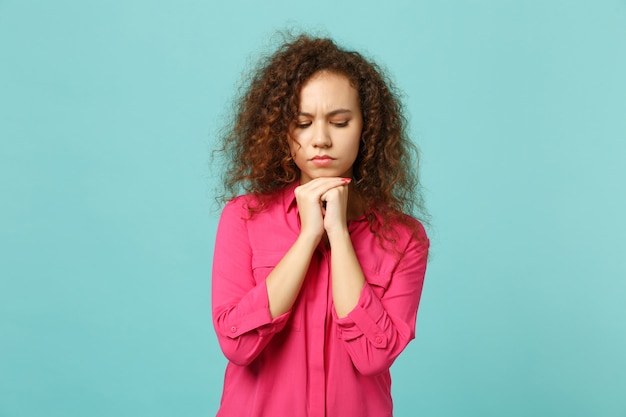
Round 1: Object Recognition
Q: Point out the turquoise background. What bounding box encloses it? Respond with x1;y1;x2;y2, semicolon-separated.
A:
1;0;625;416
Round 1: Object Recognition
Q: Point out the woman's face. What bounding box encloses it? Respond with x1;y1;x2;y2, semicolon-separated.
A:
289;71;363;185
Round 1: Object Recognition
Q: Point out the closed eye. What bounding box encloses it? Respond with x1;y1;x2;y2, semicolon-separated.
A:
332;121;349;127
296;122;311;128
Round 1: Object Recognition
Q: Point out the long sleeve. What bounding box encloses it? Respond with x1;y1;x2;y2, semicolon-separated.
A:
333;227;429;375
212;198;291;366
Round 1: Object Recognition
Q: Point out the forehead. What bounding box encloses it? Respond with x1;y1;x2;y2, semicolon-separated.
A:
298;71;360;109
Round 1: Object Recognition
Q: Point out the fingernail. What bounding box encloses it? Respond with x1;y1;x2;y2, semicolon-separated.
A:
342;178;352;183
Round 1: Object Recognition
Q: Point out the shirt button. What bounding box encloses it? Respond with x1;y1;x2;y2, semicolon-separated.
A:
230;326;237;333
375;336;382;344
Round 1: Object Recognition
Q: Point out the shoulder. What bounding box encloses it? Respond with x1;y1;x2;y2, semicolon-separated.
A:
384;213;430;275
402;214;429;246
221;195;251;218
221;185;292;220
223;193;257;212
372;209;429;249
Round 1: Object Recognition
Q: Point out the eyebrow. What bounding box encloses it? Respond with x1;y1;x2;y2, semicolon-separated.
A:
297;109;353;117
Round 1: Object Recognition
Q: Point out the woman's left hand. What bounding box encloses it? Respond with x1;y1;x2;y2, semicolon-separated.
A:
321;180;350;237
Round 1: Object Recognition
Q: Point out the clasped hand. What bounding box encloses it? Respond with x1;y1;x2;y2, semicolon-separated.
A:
294;177;351;241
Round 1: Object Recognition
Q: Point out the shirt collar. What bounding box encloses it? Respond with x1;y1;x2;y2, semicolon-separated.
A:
282;181;300;213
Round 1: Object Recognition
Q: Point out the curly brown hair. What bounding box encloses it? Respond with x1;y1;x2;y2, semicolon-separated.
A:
216;33;428;241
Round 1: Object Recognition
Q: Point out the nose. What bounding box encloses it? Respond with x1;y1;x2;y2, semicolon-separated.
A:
313;122;331;148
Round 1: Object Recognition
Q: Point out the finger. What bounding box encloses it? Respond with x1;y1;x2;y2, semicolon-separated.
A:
320;183;348;202
307;178;351;198
304;177;351;190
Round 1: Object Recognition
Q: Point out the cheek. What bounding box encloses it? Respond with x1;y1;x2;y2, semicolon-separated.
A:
290;144;305;162
288;135;300;155
349;129;362;155
288;140;306;166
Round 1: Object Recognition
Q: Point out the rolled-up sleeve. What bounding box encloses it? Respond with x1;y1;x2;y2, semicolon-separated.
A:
212;199;290;366
334;231;429;376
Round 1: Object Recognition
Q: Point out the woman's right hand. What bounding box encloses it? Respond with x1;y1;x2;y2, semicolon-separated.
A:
294;177;349;243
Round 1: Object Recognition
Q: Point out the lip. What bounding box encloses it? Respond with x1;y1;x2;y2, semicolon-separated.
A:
310;155;335;166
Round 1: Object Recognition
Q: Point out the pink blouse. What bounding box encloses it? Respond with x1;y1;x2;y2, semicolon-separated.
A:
212;184;429;417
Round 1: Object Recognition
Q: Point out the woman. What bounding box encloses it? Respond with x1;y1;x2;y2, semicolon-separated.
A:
212;34;429;417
